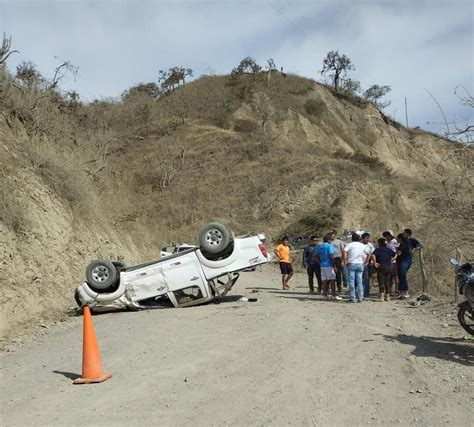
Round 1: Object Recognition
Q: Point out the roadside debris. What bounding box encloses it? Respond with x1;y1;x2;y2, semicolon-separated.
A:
237;296;258;302
409;294;432;307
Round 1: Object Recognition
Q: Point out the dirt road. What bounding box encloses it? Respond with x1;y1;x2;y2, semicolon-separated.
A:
1;267;472;426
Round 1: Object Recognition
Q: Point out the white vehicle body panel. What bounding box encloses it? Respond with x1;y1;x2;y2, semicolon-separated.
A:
76;235;270;310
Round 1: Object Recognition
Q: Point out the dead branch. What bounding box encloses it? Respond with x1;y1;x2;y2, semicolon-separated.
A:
425;88;450;134
49;60;78;90
0;33;19;66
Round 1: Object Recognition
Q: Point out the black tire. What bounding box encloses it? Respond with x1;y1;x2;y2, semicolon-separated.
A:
198;223;232;254
74;289;83;308
457;301;474;335
85;259;118;292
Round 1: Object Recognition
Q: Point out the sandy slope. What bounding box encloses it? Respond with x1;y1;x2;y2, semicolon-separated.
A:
1;267;472;426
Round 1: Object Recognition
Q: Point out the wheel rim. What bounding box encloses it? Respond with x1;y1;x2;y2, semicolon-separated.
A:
205;229;223;247
92;265;110;283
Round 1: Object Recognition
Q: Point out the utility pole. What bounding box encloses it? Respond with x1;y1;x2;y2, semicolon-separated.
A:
405;97;408;128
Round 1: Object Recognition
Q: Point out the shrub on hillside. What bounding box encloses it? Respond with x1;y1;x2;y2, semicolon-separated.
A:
333;89;369;108
0;181;31;236
333;149;391;174
233;118;258;133
304;98;326;117
279;205;343;239
285;76;314;96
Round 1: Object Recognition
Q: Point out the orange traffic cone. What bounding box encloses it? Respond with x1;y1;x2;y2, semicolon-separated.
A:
73;306;112;384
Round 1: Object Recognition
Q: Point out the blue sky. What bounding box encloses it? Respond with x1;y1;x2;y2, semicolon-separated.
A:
1;0;473;134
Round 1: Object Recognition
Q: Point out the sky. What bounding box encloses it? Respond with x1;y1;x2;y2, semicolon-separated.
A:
1;0;473;134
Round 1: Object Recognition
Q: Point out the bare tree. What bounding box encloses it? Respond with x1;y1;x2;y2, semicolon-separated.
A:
266;58;276;72
0;33;19;68
265;58;277;87
450;86;474;142
48;59;78;90
16;58;78;91
363;84;392;109
320;50;354;93
425;88;473;247
426;144;474;246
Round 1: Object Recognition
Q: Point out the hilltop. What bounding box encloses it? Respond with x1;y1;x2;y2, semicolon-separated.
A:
0;69;472;341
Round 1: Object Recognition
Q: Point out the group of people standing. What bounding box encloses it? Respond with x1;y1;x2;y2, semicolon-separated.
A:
274;229;423;303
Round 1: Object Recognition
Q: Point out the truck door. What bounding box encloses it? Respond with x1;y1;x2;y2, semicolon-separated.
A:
161;253;211;306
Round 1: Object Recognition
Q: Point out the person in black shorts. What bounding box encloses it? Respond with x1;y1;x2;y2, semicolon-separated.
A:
274;237;294;289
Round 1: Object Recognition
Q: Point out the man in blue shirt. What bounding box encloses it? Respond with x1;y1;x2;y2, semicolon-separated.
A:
302;235;322;294
316;234;342;301
403;228;423;270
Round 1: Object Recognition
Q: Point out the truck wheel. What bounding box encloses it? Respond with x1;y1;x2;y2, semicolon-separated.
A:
85;259;118;291
457;301;474;335
198;223;232;254
74;289;83;308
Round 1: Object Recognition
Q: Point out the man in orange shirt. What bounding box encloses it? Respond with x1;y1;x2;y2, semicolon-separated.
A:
274;236;294;290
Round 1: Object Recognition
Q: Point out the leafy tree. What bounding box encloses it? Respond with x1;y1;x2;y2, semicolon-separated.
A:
122;82;161;100
15;61;42;87
158;67;193;94
231;57;262;76
363;84;392;109
340;78;361;95
320;50;354;93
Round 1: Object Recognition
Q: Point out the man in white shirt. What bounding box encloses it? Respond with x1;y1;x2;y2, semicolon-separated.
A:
342;233;371;302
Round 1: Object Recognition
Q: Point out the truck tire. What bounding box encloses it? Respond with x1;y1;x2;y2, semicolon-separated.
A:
457;301;474;336
85;259;119;292
198;223;232;254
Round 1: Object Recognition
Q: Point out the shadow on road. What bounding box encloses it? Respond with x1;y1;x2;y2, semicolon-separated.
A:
212;295;245;304
53;370;81;380
245;287;280;291
384;334;474;366
268;290;317;296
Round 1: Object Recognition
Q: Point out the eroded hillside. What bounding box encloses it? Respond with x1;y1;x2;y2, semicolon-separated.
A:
0;71;472;342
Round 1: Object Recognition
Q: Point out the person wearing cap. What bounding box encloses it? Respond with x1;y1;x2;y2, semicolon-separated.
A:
383;230;399;295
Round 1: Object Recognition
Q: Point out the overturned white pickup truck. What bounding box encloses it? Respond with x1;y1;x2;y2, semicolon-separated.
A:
75;223;271;310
